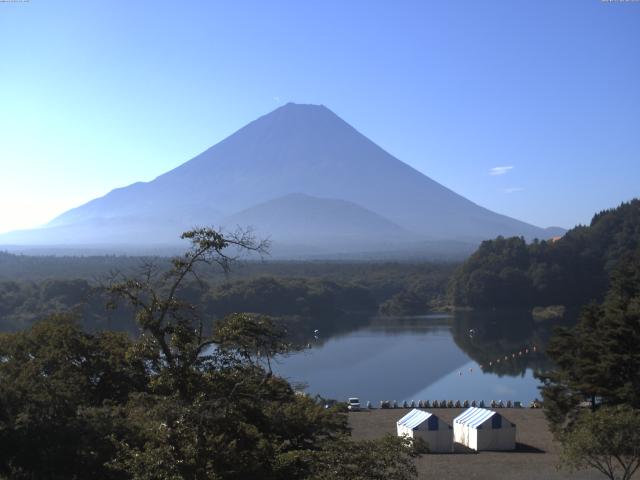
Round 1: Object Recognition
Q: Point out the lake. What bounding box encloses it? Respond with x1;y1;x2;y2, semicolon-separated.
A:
274;310;570;406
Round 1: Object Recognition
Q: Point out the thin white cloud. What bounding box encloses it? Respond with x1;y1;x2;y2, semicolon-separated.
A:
504;187;524;194
489;166;514;176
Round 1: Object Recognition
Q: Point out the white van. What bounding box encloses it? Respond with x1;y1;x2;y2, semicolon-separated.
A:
348;397;361;411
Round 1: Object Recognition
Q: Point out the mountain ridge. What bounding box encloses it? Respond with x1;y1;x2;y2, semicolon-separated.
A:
1;103;565;256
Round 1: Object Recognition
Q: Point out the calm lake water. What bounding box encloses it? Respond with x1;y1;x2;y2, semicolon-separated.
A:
274;310;569;405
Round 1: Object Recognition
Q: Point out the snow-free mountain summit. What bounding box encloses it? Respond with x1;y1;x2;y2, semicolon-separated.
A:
1;103;563;256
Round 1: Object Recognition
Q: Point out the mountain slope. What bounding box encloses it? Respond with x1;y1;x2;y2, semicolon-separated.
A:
2;103;563;253
220;193;414;254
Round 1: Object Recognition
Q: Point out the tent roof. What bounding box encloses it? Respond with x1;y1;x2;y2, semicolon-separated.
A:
397;409;433;429
454;407;497;428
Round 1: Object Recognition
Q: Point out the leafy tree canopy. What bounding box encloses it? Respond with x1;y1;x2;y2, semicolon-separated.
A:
559;406;640;480
539;251;640;432
449;199;640;308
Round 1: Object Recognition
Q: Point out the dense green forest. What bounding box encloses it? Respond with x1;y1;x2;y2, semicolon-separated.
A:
0;259;455;335
0;277;369;334
0;251;453;285
448;199;640;308
0;251;152;281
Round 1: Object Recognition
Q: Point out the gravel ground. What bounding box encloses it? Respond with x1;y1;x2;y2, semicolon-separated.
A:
349;408;617;480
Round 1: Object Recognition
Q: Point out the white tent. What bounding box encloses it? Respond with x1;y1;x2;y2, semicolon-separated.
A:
396;409;453;453
453;407;516;451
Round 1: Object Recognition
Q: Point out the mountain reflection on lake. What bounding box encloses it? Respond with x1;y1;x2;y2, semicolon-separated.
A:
274;310;572;404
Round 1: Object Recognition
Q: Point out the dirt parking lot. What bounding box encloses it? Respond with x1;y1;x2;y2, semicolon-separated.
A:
349;408;616;480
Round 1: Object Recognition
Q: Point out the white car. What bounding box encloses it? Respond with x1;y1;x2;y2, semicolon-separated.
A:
347;397;361;411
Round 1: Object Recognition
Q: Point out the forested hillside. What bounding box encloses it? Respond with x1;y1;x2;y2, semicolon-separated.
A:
448;199;640;308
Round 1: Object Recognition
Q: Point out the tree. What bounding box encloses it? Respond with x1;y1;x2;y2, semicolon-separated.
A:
0;315;148;480
539;253;640;433
105;227;270;400
538;252;640;480
103;227;418;480
448;200;640;308
286;435;419;480
559;406;640;480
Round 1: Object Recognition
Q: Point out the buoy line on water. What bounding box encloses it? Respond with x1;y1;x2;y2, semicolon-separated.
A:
475;344;538;371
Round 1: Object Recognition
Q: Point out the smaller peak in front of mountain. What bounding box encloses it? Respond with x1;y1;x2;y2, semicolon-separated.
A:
220;193;409;240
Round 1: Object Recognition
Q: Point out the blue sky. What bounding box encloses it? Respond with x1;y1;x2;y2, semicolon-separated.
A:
0;0;638;234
